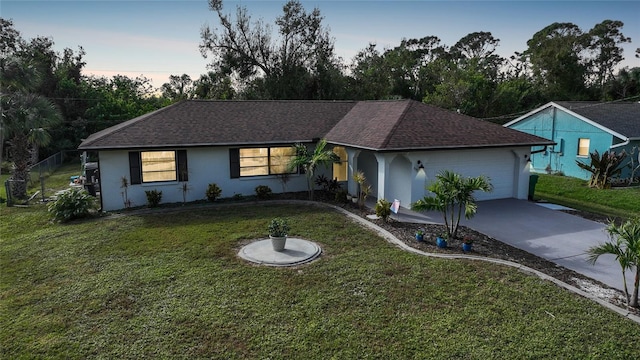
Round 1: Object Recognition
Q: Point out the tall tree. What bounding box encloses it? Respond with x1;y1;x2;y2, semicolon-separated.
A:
383;36;445;99
161;74;194;101
587;20;631;98
1;18;89;158
193;71;235;99
1;19;61;186
424;32;504;117
2;92;61;198
199;0;345;99
450;31;503;80
521;22;590;100
349;44;392;100
605;67;640;100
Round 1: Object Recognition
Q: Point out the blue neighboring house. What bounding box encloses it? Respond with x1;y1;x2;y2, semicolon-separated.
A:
504;101;640;180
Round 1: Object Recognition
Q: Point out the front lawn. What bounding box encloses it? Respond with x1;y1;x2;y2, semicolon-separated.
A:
1;203;638;358
535;174;640;219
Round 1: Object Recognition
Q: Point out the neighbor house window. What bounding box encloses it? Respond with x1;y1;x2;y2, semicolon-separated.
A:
332;146;348;181
128;150;188;184
230;147;296;178
577;138;590;157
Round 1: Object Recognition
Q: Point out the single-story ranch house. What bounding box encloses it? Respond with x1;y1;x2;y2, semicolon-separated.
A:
78;99;553;211
505;101;640;180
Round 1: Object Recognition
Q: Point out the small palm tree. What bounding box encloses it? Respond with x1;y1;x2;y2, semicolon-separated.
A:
587;218;640;308
288;138;340;200
2;92;62;198
411;170;492;239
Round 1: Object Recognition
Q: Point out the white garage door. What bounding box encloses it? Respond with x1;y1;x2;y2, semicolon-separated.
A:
426;149;515;201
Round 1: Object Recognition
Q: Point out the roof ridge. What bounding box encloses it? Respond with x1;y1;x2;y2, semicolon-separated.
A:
186;99;357;104
556;99;640;110
379;99;414;149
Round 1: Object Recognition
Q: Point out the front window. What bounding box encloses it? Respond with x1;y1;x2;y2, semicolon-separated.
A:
269;147;296;174
239;147;296;177
577;138;590;157
240;148;269;176
141;151;176;182
333;146;348;181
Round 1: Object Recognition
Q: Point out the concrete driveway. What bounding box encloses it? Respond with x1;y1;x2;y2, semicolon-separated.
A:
397;198;633;293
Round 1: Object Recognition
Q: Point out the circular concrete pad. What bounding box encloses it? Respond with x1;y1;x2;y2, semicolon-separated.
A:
238;238;321;267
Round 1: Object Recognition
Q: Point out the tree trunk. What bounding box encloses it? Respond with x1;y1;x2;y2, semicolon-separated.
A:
30;143;39;166
8;134;30;199
631;267;639;308
621;268;630;307
307;175;314;201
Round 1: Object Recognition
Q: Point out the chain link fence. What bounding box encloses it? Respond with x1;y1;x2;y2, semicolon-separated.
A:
3;150;80;206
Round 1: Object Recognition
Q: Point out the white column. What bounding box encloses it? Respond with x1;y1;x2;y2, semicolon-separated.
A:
374;153;395;201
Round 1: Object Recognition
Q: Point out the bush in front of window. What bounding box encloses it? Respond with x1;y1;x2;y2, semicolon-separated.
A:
145;190;162;207
334;188;349;203
315;174;341;193
255;185;272;200
206;183;222;202
48;188;98;223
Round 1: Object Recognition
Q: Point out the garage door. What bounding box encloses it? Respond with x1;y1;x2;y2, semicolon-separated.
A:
426;149;515;201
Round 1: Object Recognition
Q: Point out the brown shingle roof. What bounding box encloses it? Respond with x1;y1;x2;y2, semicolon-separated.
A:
79;99;552;151
326;100;553;151
79;100;357;150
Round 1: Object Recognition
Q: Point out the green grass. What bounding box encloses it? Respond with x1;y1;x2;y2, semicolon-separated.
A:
0;173;8;200
1;202;639;359
2;166;639;358
535;174;640;219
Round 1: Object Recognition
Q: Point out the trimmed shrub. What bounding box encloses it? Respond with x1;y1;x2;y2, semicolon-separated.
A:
206;183;222;202
145;189;162;207
375;198;392;222
48;188;98;223
255;185;272;200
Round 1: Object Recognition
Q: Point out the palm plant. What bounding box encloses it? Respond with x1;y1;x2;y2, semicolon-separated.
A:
587;218;640;308
576;149;627;189
1;92;61;198
0;55;41;175
411;170;492;239
287;138;339;200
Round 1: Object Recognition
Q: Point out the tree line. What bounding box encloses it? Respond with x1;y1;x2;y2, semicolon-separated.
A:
194;0;639;120
1;0;639;197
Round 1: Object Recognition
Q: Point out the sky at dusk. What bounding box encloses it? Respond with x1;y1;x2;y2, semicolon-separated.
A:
2;0;639;89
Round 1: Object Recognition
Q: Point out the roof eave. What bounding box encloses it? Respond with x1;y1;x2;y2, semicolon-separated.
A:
78;139;320;151
503;102;555;127
325;141;555;152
